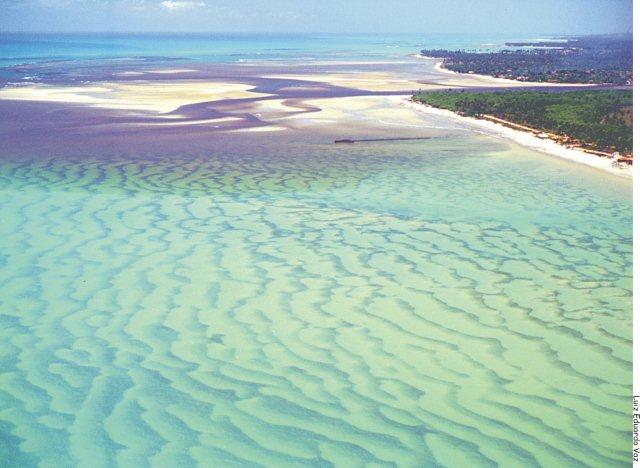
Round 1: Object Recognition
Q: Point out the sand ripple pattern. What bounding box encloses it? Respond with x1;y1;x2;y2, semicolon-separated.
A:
0;136;632;467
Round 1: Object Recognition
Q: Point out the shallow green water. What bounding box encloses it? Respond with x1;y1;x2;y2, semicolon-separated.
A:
0;135;632;467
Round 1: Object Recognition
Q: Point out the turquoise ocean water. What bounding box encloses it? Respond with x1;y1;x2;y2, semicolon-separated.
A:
0;34;633;466
0;32;536;67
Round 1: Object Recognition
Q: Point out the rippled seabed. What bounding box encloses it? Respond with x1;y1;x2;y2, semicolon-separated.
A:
0;134;632;467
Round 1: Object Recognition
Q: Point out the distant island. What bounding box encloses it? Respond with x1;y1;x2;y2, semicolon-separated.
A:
421;35;632;85
412;90;633;160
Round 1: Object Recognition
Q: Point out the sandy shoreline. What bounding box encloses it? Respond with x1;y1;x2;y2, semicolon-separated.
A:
402;98;631;178
0;60;630;178
418;55;597;87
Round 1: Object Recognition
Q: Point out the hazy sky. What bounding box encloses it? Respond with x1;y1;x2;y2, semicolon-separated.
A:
0;0;632;34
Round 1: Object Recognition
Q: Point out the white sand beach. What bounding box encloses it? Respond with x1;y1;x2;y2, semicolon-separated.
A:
403;98;631;178
413;54;594;88
0;63;629;176
0;81;268;113
248;92;631;178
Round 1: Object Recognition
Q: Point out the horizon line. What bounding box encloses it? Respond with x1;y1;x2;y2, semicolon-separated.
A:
0;30;633;36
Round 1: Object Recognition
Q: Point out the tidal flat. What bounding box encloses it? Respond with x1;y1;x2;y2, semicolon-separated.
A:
0;34;632;467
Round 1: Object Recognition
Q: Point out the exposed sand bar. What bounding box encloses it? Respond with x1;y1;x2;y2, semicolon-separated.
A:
148;69;199;74
133;116;242;126
264;60;596;93
226;125;288;133
262;72;431;92
254;95;454;132
0;81;269;113
0;65;628;175
258;92;630;178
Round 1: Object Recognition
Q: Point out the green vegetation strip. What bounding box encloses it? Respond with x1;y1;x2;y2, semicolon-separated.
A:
412;90;632;153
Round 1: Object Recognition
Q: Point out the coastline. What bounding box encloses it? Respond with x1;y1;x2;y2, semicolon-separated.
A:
402;98;632;178
0;59;630;179
418;55;597;87
0;33;633;468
